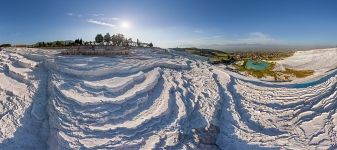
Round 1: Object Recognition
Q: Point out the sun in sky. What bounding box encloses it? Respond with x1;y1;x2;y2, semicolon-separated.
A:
121;21;130;29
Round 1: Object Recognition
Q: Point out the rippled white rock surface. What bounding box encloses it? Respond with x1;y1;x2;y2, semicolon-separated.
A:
0;47;337;149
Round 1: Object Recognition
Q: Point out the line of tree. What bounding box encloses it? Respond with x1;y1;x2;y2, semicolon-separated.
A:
35;38;84;47
33;33;153;48
95;33;132;47
96;33;153;47
0;44;11;47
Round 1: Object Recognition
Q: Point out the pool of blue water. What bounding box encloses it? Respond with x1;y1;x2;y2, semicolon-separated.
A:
245;59;269;71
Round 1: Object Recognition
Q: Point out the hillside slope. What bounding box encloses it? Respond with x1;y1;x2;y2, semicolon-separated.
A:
0;47;337;149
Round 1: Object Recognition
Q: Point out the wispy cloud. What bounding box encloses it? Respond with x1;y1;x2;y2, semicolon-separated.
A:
249;32;269;38
238;32;279;44
86;16;122;29
91;13;104;17
193;29;203;33
211;35;225;39
66;12;82;18
101;17;121;21
87;19;117;28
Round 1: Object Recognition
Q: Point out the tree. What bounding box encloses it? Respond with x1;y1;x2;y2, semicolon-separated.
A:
116;34;124;46
111;34;117;46
74;39;79;45
56;41;62;46
148;42;153;47
73;38;83;45
122;38;129;46
0;44;11;47
111;33;125;46
137;39;140;47
95;34;104;44
126;38;132;46
103;33;111;45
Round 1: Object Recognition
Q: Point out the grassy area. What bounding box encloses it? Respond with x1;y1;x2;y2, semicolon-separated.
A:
182;48;233;63
234;60;314;81
282;68;314;78
234;60;278;79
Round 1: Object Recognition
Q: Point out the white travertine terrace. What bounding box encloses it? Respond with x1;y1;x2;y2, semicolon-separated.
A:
0;47;337;149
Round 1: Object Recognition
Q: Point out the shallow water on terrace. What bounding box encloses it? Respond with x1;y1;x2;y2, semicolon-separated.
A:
245;59;269;71
292;69;337;88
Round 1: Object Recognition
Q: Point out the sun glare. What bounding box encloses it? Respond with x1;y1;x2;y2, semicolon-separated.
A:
121;21;130;29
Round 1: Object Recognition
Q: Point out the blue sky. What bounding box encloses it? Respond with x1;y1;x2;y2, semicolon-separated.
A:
1;0;337;48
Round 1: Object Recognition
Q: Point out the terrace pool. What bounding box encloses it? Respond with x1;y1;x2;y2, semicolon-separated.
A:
245;59;269;71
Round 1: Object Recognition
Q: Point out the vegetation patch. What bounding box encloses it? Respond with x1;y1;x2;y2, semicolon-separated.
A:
172;47;313;81
173;47;294;63
0;44;11;47
281;68;314;78
234;60;314;81
234;60;278;79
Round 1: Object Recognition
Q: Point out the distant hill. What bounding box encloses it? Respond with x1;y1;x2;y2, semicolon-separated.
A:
177;43;336;52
